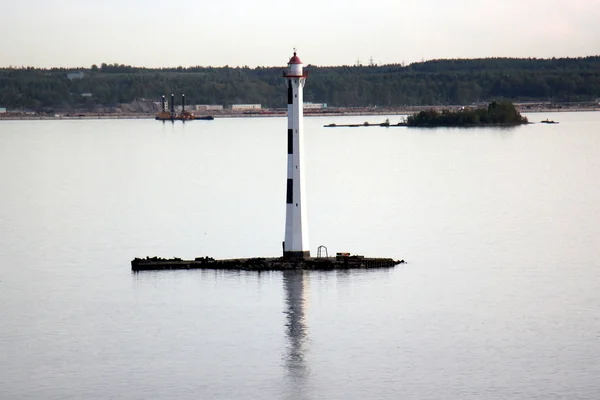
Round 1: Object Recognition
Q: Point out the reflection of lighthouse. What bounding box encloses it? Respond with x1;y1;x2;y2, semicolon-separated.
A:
283;51;310;259
283;270;309;396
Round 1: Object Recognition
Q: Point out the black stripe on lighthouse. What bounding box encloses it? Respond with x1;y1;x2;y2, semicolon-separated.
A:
286;179;293;204
287;81;293;104
288;129;293;154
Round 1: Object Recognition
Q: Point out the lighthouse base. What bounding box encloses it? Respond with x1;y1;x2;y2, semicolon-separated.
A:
283;251;311;260
131;255;405;272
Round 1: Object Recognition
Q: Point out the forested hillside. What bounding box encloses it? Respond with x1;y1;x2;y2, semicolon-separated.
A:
1;57;599;111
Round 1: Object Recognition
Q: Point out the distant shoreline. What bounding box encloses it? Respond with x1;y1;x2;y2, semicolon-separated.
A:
1;106;598;121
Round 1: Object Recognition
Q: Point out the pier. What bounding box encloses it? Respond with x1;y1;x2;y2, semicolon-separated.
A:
324;120;407;128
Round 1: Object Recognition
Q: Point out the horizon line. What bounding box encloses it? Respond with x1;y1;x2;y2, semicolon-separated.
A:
2;54;600;70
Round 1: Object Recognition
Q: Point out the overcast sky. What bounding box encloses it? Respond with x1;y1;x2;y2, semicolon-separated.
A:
1;0;599;68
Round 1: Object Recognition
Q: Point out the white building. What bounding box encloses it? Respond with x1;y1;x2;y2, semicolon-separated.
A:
231;104;261;111
303;102;327;109
67;72;85;80
195;105;224;111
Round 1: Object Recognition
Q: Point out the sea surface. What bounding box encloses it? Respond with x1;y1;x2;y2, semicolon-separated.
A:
1;112;599;399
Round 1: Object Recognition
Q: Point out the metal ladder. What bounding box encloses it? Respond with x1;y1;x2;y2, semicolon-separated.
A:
317;245;329;258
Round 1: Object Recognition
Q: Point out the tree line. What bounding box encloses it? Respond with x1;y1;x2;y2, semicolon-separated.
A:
1;57;599;112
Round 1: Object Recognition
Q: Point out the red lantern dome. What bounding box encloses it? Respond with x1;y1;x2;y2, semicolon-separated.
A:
288;52;303;65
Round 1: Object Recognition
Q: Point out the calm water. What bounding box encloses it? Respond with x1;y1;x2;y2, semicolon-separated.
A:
1;113;600;399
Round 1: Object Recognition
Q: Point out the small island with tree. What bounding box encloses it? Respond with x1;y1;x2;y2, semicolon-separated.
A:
405;101;529;127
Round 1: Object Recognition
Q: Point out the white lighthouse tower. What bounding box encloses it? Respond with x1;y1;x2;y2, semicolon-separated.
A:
283;51;310;259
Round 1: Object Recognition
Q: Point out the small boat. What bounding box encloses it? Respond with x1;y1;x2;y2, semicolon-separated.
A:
541;119;558;124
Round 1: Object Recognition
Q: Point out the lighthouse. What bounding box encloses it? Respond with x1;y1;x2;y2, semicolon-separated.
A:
131;51;405;271
283;51;310;259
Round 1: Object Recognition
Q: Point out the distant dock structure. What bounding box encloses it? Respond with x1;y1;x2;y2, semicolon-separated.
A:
155;93;214;121
132;51;404;271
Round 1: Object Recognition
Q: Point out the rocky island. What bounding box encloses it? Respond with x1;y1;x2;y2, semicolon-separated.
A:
406;101;529;127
